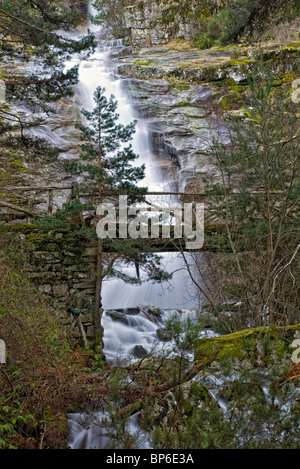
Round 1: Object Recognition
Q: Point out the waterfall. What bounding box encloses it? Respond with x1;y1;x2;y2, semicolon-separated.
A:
63;3;207;316
66;2;213;449
65;0;210;362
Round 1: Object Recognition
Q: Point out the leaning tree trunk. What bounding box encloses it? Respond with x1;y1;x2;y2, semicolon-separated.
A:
93;106;105;354
94;238;105;354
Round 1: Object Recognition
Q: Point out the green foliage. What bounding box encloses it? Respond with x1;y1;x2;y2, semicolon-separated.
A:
222;0;298;42
203;64;300;328
189;0;299;48
163;315;205;359
0;233;105;448
67;86;146;200
92;0;131;38
207;9;230;43
192;33;213;50
101;370;141;449
149;368;300;449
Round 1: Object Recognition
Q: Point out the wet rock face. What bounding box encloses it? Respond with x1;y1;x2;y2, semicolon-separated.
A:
117;41;300;193
119;57;223;193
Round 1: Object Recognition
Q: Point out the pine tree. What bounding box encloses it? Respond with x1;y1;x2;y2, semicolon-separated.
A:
92;0;132;38
0;0;96;132
68;86;146;203
59;86;170;351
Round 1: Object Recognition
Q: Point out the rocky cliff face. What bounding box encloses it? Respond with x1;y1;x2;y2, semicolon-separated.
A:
124;1;196;48
117;40;300;193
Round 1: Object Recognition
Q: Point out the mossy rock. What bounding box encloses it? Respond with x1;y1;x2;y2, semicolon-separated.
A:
194;324;300;368
134;59;151;66
42;409;69;441
148;306;162;317
273;71;297;87
44;243;61;253
173;81;190;91
219;92;243;111
229;57;256;67
5;223;38;233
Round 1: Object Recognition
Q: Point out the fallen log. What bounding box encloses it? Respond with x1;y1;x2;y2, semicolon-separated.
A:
0;199;43;218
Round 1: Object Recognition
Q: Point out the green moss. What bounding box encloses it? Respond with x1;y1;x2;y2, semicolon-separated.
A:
194;324;300;367
134;59;151;66
174;82;190;91
25;233;48;242
175;102;194;108
44;243;60;252
273;71;297;87
282;41;300;52
222;77;248;93
219;92;243;111
5;223;38;233
230;57;255;66
42;410;69;438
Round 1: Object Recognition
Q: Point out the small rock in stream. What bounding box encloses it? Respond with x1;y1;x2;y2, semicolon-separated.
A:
132;345;148;358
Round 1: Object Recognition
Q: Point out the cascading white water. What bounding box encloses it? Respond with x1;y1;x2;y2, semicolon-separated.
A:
64;1;207;330
68;410;151;450
66;2;164;191
66;3;213;449
102;307;216;366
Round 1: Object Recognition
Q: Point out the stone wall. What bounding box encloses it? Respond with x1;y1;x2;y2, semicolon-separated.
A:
124;1;196;48
9;224;98;348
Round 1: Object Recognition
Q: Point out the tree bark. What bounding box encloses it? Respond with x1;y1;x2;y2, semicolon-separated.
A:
94;238;105;353
93;104;105;353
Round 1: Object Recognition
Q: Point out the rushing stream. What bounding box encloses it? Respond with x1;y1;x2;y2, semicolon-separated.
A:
66;3;212;449
65;5;207;343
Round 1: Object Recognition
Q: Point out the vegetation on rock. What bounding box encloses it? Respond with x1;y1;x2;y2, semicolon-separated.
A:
0;0;299;451
0;233;107;449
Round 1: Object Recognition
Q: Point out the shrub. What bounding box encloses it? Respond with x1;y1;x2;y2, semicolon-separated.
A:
0;233;106;448
192;33;213;50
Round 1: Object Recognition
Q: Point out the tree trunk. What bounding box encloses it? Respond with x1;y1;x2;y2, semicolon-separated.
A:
93;105;105;354
94;238;105;353
77;315;88;349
